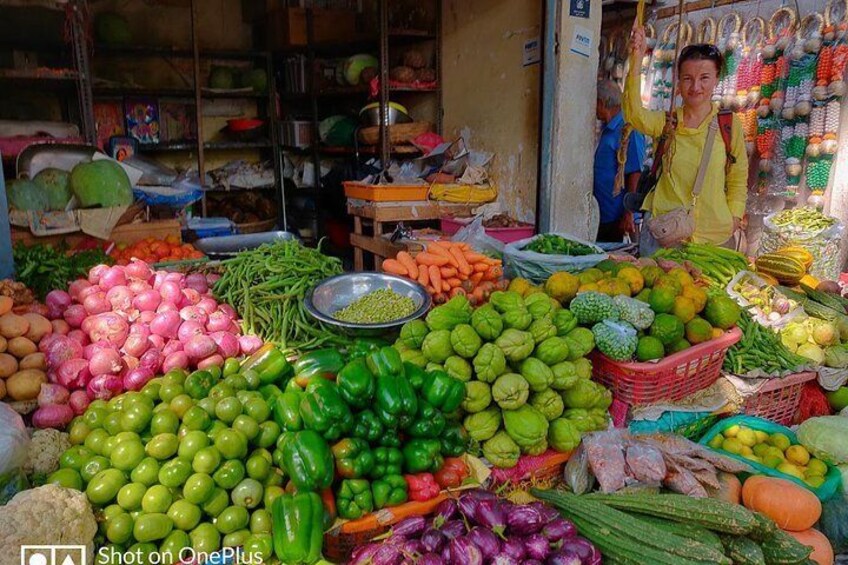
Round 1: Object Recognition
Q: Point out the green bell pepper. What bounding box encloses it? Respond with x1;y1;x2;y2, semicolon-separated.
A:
271;492;323;564
404;362;427;391
351;410;384;444
298;382;352;441
336;358;375;410
273;390;304;432
347;338;389;361
374;371;418;430
331;438;374;479
440;421;468;457
421;371;465;413
369;447;403;479
402;439;443;474
242;344;294;386
378;432;402;448
280;430;334;492
371;475;408;509
407;401;446;439
293;349;345;388
366;346;404;378
260;383;284;401
184;369;217;400
336;479;374;520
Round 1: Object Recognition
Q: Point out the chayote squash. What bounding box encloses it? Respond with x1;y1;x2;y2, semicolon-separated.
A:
562;380;608;409
425;295;472;331
492;373;530;410
530;388;564;421
564;327;595;360
563;408;597;432
426;362;444;373
502;307;533;331
473;343;507;383
421;329;454;363
462;381;492;413
574;357;592;380
400;348;427;368
471;304;504;341
503;404;549;451
525;293;555;320
495;329;535;363
525;439;549;456
399;319;430;349
528;317;557;344
553;309;578;337
450;324;482;359
444;355;473;382
489;291;525;314
464;407;502;442
534;336;570;365
519;357;554;392
548;417;581;452
550;361;579;391
483;431;520;468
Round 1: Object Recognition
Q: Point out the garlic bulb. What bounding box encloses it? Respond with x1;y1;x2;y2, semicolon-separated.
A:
814;85;829;100
823;138;839;154
759;159;773;173
807;192;826;208
795;100;812;117
758;104;771;118
770;97;784;112
829;80;847;97
807;143;821;157
763;44;777;58
782;107;796;120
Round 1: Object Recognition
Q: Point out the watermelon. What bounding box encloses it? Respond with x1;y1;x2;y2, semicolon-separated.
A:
6;179;48;212
209;66;236;89
343;54;378;85
69;161;133;208
33;168;72;211
240;69;267;93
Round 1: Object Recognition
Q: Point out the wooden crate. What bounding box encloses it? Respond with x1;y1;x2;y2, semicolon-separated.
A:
267;7;357;47
111;220;181;245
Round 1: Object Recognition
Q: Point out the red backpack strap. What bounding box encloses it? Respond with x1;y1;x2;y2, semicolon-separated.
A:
718;110;735;171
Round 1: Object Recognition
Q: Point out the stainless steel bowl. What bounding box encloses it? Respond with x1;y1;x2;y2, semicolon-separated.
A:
194;231;296;258
359;105;413;126
305;272;431;335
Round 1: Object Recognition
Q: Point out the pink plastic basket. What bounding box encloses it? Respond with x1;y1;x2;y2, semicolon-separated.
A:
591;327;742;406
741;371;818;425
440;217;535;244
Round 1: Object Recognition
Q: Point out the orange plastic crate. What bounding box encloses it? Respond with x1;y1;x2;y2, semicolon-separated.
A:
741;371;818;425
343;181;429;202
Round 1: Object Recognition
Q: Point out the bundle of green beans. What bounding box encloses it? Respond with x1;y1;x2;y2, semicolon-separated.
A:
654;243;748;288
723;310;809;376
213;239;344;352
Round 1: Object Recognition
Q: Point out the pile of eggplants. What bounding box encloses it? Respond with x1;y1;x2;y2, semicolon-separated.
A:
347;489;601;565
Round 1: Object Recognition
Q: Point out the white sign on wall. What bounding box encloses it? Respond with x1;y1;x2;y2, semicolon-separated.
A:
569;24;593;58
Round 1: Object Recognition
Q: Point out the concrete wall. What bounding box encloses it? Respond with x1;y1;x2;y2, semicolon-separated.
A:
442;0;542;224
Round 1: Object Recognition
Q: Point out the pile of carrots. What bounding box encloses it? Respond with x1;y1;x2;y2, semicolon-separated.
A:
382;241;507;305
111;235;205;266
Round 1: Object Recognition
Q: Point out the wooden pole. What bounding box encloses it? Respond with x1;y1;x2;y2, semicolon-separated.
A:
190;0;207;217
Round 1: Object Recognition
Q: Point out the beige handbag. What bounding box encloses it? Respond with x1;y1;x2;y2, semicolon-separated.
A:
646;117;719;248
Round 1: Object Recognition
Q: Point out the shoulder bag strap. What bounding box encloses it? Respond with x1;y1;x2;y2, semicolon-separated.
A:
691;117;719;204
717;110;735;173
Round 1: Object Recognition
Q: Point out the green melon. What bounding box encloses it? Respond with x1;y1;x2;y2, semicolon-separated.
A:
209;66;236;90
70;161;133;208
6;179;48;212
33;168;72;211
240;68;267;93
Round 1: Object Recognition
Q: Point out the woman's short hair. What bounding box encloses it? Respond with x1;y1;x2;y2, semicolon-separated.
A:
678;43;724;74
597;79;622;108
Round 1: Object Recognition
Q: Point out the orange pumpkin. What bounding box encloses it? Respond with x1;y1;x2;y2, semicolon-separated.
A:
707;472;742;504
786;528;834;565
742;476;822;531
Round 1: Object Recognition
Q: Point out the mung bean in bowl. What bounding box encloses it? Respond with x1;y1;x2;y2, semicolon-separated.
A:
304;272;431;335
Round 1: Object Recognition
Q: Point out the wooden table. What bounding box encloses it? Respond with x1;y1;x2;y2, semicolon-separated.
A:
347;199;476;270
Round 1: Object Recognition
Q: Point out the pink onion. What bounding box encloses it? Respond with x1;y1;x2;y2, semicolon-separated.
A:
197;298;218;315
227;321;241;334
152;271;167;290
68;329;90;347
162;340;183;357
38;383;70;407
157;302;179;314
99;266;127;290
123;355;139;371
239;335;263;355
133;290;161;312
88;264;110;285
125;260;153;282
164;272;184;284
51;319;70;336
128;280;152;295
139;310;156;324
219;304;236;319
123;367;155;391
87;374;122;400
56;358;90;388
180;306;208;325
206;310;233;333
210;331;240;358
138;347;162;372
46;336;84;368
178;320;205;342
84;341;111;361
45;290;72;319
106;285;133;312
185;273;209;294
89;348;123;376
83;292;110;315
123;325;151;357
197;354;225;369
64;304;87;328
39;333;63;354
184;334;217;361
162;351;189;372
207;273;221;285
180;288;202;307
88;313;129;346
150;311;180;339
79;284;102;301
69;390;91;415
148;334;165;349
159;281;182;305
68;279;92;302
32;404;74;429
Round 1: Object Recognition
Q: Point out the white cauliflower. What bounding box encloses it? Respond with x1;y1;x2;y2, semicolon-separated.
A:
23;428;71;476
0;485;97;565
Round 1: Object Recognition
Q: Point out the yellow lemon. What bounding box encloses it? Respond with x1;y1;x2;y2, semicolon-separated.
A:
786;445;811;466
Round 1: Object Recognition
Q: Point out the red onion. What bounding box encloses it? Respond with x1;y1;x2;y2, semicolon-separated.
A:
157;302;179;314
162;351;189;372
206;310;233;333
153;271;167;290
67;329;90;347
88;313;129;346
106;285;133;312
227;321;241;334
32;404;74;429
83;292;111;315
99;266;127;290
151;311;181;339
185;273;209;294
123;355;139;371
219;304;236;319
89;348;123;376
139;310;156;324
239;335;263;355
64;305;87;328
164;272;184;284
38;383;70;407
180;288;202;307
197;354;224;369
88;264;110;285
46;290;72;319
68;279;91;302
123;367;155;391
206;273;221;285
46;336;84;367
159;281;182;305
51;319;70;335
39;333;62;354
132;289;161;312
128;280;151;295
79;284;102;301
139;347;162;372
210;331;239;358
148;334;165;349
185;334;217;361
124;260;153;282
178;320;205;342
87;374;122;400
180;306;208;325
197;298;218;315
162;339;183;357
84;341;111;361
69;390;91;415
56;358;90;388
123;326;151;357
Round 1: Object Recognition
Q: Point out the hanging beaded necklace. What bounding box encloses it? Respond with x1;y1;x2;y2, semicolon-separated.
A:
739;17;767;155
716;12;744;110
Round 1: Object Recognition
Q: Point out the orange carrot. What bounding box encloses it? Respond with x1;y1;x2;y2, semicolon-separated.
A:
471;286;486;303
458;272;469;281
473;262;490;273
440;267;458;278
428;265;443;292
450;287;467;298
382;259;408;276
482;257;499;266
454;242;470;250
433;293;447;305
470;272;484;285
396;252;418;279
450;247;472;276
429;240;454;250
464;252;487;263
428;243;458;268
426;285;437;295
416;253;449;267
340;495;449;533
442;281;451;292
446;277;462;288
418;265;430;287
483;265;502;281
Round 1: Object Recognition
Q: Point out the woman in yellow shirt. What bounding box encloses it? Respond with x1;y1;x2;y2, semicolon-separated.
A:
626;26;749;254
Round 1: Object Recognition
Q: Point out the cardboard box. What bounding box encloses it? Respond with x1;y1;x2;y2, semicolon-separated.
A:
267;8;358;48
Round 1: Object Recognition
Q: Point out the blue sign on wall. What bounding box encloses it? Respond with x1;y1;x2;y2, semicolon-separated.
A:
570;0;590;18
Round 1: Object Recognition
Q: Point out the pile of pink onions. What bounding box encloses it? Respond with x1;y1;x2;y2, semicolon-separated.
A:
41;260;263;410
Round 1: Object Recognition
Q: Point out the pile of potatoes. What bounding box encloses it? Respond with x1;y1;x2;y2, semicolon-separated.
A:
0;296;52;410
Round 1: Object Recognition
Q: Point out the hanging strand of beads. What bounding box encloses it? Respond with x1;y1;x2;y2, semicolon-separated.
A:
718;13;743;110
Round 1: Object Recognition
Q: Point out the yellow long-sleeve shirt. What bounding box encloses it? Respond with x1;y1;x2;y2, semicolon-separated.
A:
623;66;749;245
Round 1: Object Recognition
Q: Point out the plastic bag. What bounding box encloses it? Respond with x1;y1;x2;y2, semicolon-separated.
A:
760;211;845;281
0;404;30;504
504;233;606;283
725;271;806;330
563;443;595;494
583;430;627;493
452;216;504;258
797;416;848;465
624;442;667;486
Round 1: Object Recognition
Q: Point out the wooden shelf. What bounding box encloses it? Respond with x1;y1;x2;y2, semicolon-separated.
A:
94;44;270;60
0;68;78;80
282;144;421;157
137;140;272;152
92;86;268;100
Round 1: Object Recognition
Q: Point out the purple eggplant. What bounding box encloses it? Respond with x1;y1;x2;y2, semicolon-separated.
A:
466;526;501;560
393;515;426;538
546;550;582;565
400;538;424;556
474;498;507;537
358;542;401;565
561;536;602;565
506;505;544;535
542;518;578;542
524;533;551;561
449;536;484;565
529;501;560;524
421;528;447;553
490;555;520;565
433;498;458;527
501;537;527;561
349;543;380;564
521;560;543;565
441;519;467;540
417;554;445;565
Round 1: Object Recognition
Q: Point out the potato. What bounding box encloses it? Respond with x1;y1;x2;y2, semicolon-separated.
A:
0;335;7;353
0;296;12;316
0;378;5;399
0;313;29;339
7;336;37;358
19;352;46;371
22;313;52;343
0;353;18;378
6;369;46;401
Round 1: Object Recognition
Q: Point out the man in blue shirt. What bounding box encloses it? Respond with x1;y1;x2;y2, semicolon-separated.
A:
594;80;646;242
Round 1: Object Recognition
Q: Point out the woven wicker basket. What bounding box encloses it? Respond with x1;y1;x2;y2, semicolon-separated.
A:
236;218;276;234
358;121;432;145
